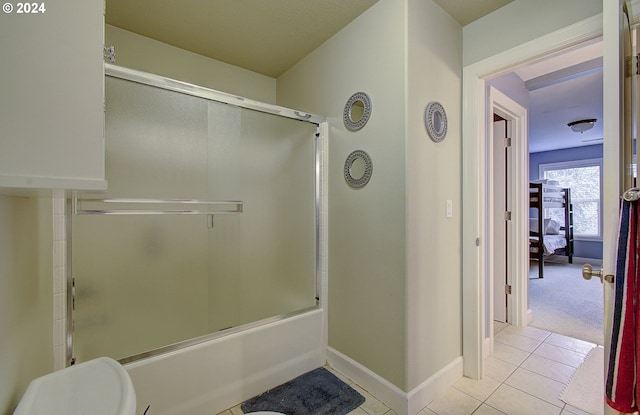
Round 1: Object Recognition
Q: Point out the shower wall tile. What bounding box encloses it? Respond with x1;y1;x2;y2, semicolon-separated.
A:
53;346;64;370
53;292;65;321
53;318;65;347
53;213;65;241
52;193;65;214
53;240;66;269
52;190;67;371
319;123;329;353
53;266;65;294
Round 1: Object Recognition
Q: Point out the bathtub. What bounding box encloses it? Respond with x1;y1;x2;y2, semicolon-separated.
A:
125;309;324;415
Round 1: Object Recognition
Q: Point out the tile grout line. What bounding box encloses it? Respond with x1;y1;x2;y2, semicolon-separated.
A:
457;329;591;415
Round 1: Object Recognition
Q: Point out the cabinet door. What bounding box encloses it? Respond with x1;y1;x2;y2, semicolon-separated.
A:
0;0;106;190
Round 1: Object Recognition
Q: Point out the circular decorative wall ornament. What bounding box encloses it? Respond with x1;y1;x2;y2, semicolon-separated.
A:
343;92;372;131
424;101;448;142
344;150;373;188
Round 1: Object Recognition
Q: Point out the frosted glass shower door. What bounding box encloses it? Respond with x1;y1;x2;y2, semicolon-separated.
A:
73;77;213;361
207;103;317;331
72;75;318;363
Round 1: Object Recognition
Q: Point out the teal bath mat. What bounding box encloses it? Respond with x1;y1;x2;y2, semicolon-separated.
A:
241;367;365;415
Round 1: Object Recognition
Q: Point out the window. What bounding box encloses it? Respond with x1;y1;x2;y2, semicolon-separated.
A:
539;158;602;240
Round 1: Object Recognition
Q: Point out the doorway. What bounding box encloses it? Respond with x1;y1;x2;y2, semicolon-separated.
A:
486;86;529;356
461;15;604;379
487;42;605;347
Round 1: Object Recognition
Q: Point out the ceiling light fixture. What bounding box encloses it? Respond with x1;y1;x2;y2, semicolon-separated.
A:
568;118;597;133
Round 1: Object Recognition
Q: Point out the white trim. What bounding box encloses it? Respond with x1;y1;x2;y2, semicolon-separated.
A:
484;336;493;359
489;87;529;331
539;157;604;239
327;347;408;414
462;14;603;379
602;2;624;414
326;347;463;415
571;256;603;265
319;121;329;363
407;357;464;415
539;158;604;170
0;174;107;193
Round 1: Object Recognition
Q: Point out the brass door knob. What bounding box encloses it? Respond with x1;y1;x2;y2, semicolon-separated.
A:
582;264;614;284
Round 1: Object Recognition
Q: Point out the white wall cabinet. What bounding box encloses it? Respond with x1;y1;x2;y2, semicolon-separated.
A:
0;0;106;191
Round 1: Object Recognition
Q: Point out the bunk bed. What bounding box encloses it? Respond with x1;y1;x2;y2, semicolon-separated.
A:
529;181;574;279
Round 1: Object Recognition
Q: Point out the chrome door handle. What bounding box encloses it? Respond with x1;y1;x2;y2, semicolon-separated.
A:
582;264;614;284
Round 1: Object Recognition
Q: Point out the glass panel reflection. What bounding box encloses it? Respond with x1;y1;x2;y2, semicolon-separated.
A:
72;77;317;362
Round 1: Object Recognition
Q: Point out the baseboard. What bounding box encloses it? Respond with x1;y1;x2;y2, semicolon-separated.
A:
326;347;408;414
483;335;493;359
407;357;464;415
543;255;602;265
326;347;463;415
571;256;602;265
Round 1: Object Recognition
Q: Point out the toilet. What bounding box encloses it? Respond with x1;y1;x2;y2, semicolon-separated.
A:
13;357;136;415
13;357;289;415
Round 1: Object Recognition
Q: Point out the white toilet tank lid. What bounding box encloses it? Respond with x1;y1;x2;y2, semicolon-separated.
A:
14;357;136;415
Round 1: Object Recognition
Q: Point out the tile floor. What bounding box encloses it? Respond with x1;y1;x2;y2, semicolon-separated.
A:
419;322;598;415
218;322;599;415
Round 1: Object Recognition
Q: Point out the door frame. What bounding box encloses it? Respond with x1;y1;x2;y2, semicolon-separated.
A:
488;87;528;347
491;115;509;327
461;15;603;379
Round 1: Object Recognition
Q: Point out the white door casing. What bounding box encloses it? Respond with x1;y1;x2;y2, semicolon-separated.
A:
490;89;528;334
464;5;623;414
492;118;508;325
462;16;603;380
602;1;625;414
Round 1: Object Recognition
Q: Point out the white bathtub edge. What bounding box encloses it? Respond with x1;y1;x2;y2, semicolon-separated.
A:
126;309;324;415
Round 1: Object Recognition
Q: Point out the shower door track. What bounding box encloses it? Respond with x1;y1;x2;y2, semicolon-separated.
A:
105;63;325;125
66;64;326;367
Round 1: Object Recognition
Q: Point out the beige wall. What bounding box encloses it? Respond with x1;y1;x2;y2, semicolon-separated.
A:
463;0;602;67
278;0;408;390
406;0;462;390
1;1;603;411
279;0;465;392
0;195;53;414
105;25;277;104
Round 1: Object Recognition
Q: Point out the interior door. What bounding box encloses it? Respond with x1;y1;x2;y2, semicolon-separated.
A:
598;1;628;414
493;118;508;323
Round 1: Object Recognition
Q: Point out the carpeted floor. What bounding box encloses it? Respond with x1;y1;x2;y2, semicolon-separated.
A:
528;261;604;345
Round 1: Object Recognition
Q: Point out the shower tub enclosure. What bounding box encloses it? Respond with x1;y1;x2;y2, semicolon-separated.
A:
69;65;326;414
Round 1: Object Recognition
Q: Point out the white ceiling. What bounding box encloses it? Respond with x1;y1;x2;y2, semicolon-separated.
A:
512;40;604;153
432;0;515;26
106;0;515;78
107;0;589;154
105;0;380;78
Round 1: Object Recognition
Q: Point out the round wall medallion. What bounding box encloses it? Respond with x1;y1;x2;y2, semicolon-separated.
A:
424;101;448;142
344;150;373;188
343;92;372;131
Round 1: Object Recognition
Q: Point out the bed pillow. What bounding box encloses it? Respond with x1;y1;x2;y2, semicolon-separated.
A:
545;218;561;235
